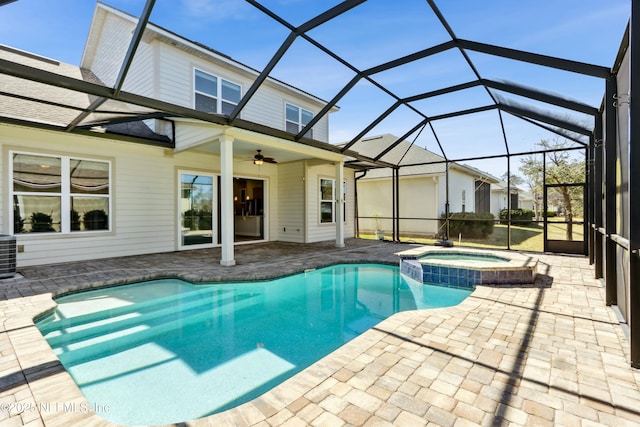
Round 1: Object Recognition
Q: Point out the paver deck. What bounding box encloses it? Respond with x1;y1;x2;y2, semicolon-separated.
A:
0;239;638;426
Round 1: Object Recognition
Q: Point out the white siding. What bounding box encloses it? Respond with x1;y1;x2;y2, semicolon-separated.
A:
87;14;134;87
358;176;438;236
2;125;176;266
277;161;305;243
439;169;475;214
1;124;285;267
122;41;155;96
306;163;355;243
174;122;224;151
157;44;193;107
87;10;332;142
245;90;330;143
491;190;508;218
244;86;283;129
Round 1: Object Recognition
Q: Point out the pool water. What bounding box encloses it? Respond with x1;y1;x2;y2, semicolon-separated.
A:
37;264;471;425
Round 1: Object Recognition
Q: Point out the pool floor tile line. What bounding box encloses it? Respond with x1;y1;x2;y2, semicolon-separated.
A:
0;240;638;426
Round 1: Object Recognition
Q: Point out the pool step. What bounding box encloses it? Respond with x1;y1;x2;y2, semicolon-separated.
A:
50;292;260;367
45;291;239;348
39;284;228;334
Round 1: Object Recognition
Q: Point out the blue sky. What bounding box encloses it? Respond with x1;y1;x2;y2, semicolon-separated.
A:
0;0;630;177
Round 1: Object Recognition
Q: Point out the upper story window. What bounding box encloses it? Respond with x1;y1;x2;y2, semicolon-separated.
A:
194;69;241;115
286;103;313;138
11;152;111;234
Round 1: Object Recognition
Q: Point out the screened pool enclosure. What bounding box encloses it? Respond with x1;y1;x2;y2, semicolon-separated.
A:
0;0;637;367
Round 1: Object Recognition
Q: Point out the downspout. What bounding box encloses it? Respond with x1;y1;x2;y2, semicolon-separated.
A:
354;170;368;238
445;161;450;240
507;157;511;250
395;167;400;242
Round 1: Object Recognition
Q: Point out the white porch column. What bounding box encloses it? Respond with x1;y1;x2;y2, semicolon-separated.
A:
335;161;345;248
220;134;235;266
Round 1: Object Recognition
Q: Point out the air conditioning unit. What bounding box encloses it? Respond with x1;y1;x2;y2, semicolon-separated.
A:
0;235;17;279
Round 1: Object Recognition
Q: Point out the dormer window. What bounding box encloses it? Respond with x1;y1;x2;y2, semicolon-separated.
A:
285;103;313;138
194;69;241;115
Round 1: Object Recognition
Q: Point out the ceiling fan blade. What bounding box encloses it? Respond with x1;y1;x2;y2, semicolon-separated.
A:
264;157;277;164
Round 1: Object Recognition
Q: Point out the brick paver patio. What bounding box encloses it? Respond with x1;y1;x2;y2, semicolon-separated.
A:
0;239;638;426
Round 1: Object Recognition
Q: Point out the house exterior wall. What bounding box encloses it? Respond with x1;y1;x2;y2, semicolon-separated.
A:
357;176;438;236
1;124;285;267
83;12;134;88
82;6;331;143
276;161;305;243
438;169;476;214
305;163;355;243
491;191;507;218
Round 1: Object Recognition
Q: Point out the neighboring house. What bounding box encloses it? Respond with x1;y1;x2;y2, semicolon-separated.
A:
491;181;536;219
352;134;500;237
0;3;357;267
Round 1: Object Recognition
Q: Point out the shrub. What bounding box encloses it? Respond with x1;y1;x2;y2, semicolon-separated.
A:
30;212;55;232
499;209;534;226
70;210;81;231
13;209;24;234
440;212;495;238
83;209;108;230
183;209;212;230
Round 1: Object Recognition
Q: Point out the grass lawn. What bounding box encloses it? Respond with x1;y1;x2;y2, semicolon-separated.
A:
360;220;585;253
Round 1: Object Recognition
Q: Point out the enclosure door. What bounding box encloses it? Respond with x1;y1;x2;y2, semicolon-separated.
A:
179;172;216;249
543;183;587;254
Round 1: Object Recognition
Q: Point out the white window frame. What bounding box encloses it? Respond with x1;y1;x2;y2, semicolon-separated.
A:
10;151;112;235
285;102;313;138
319;178;347;224
461;189;466;213
194;68;242;115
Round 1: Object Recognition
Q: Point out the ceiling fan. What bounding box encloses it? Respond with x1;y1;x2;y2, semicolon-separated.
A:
253;149;277;165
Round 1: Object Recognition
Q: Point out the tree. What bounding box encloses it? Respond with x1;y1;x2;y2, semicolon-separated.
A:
519;156;544;221
500;172;524;188
519;139;585;240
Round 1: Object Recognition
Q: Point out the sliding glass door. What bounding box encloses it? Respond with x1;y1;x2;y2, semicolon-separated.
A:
179;172;216;248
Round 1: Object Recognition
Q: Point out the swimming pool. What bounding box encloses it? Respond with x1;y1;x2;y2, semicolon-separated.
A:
36;264;471;425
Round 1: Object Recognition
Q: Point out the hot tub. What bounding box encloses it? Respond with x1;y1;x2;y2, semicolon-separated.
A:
397;246;538;288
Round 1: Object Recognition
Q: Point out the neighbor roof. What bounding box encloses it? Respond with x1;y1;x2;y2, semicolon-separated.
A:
351;134;502;181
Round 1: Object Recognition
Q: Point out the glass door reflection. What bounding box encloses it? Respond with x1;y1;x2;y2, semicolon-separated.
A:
181;173;215;247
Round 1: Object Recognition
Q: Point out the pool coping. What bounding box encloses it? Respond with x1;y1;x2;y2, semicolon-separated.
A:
396;245;539;269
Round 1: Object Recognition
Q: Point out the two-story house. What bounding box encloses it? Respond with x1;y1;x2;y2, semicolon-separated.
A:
0;2;356;267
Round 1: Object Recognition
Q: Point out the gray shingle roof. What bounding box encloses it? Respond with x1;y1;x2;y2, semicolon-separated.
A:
0;44;170;143
344;134;502;181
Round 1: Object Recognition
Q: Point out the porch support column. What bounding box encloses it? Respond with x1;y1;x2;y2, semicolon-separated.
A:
220;134;236;266
335;161;345;248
